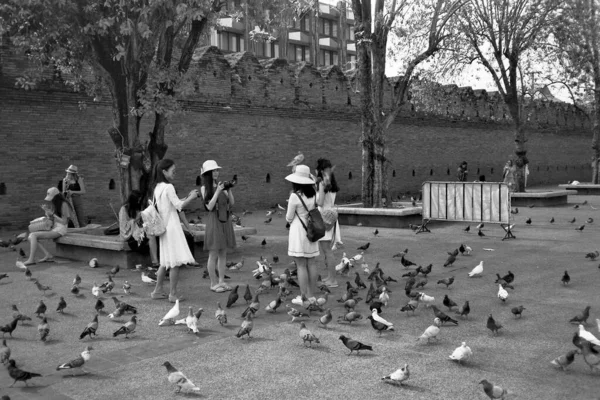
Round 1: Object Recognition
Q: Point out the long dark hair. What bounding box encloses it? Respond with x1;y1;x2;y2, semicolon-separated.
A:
316;158;339;193
50;193;66;218
202;171;215;206
124;190;143;219
292;183;316;198
151;159;175;191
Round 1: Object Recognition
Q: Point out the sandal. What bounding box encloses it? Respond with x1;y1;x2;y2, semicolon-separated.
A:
169;295;185;303
151;292;168;299
39;257;55;263
218;283;232;291
211;286;226;293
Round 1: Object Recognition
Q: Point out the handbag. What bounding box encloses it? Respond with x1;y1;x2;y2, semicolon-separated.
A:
29;216;53;233
141;188;166;236
320;208;338;231
295;193;326;242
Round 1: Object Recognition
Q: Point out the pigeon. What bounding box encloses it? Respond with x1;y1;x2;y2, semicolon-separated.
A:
94;299;105;313
570;217;577;223
56;297;67;313
71;285;80;296
415;276;428;289
561;271;570;285
89;258;99;268
368;310;394;335
33;279;51;294
487;314;503;335
511;305;525;318
57;346;93;375
574;204;580;209
299;322;320;346
357;242;370;251
510;207;519;214
354;272;367;289
468;261;483;277
264;217;272;224
215;302;227;326
286;151;304;169
108;304;125;319
73;274;81;286
378;286;390;306
525;218;531;224
551;350;578;371
261;238;267;246
241;293;260;318
18;248;26;257
122;281;132;295
417;318;441;342
318;309;333;328
419;264;432;276
400;300;419;315
587;217;594;224
175;307;200;334
34;300;46;318
570;306;591;325
381;364;409;385
585;251;599;260
373;229;379;236
7;359;42;387
113;315;137;338
418;292;435;308
162;361;201;393
286;305;310;323
112;297;137;314
478;229;485;237
575;224;585;231
0;339;10;365
236;313;253;339
400;256;416;268
338;311;363;324
108;264;120;276
580;339;600;372
498;284;509;302
459;244;472;255
431;305;458;325
549;217;555;223
443;294;458;311
578;324;600;346
24;267;32;280
479;379;508;400
464;225;470;232
38;317;49;342
443;253;456;267
92;282;101;297
79;314;99;340
476;222;484;229
455;301;470;318
11;305;31;324
449;342;472;364
141;271;157;284
437;276;455;289
265;296;282;313
243;284;252;304
339;335;373;355
100;275;115;293
227;258;245;270
226;285;240;308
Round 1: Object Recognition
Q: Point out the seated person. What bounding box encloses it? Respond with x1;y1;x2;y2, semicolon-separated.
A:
24;187;70;265
119;190;150;253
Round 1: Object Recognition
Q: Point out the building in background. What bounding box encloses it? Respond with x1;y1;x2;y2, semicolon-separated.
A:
208;0;356;70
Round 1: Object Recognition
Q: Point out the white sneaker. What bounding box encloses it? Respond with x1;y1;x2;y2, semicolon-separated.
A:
291;296;303;306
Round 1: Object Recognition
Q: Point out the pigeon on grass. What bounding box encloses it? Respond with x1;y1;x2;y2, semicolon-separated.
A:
339;335;373;355
381;364;409;385
7;359;42;387
163;361;201;394
57;346;93;375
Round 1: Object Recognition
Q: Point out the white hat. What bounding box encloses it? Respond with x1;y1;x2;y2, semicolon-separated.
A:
201;160;221;174
45;187;60;201
65;165;78;174
285;165;315;185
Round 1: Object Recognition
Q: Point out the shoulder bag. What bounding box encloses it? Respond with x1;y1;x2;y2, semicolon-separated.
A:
141;186;166;236
295;193;326;242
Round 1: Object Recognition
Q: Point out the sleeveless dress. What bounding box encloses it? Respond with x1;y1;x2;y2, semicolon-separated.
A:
286;192;320;258
203;190;236;251
62;178;86;227
155;183;195;269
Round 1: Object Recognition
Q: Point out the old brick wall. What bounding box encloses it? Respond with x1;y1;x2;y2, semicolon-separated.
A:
0;46;592;229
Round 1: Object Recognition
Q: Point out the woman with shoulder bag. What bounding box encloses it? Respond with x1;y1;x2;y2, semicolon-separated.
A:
285;165;320;305
201;160;236;293
150;159;198;302
24;187;70;265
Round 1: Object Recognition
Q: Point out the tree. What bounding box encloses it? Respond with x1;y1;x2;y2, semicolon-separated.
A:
552;0;600;183
350;0;467;207
449;0;559;192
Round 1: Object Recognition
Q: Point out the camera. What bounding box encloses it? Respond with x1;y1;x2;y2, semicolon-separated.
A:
221;174;237;190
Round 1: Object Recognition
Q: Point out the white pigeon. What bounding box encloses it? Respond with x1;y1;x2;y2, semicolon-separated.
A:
163;361;201;393
286;151;304;169
350;252;364;263
497;284;508;302
463;245;472;255
379;287;389;306
468;261;483;277
417;318;441;342
91;282;100;298
578;324;600;346
341;252;351;265
381;364;409;385
175;307;200;333
418;292;435;307
15;259;27;269
141;271;156;284
159;300;180;326
449;342;472;364
372;309;394;328
89;258;99;268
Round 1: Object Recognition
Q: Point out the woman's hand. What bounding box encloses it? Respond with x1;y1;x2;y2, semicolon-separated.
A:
188;189;199;199
216;182;225;192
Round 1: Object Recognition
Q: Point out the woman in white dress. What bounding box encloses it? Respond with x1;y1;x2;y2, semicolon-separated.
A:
285;165;320;304
315;158;342;287
150;159;199;303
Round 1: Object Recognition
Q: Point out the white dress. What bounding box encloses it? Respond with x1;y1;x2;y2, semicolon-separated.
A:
286;192;320;258
317;191;342;243
154;183;195;269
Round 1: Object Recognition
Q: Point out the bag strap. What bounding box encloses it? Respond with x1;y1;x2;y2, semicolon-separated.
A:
294;192;310;232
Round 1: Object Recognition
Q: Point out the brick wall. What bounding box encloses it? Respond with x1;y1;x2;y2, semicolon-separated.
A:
0;46;593;229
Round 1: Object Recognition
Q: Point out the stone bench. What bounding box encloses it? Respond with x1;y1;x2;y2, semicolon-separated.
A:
54;225;258;268
337;203;423;229
558;184;600;195
510;190;575;207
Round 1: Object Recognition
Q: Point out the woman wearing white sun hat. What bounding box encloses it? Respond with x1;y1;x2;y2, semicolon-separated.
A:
59;164;86;227
285;165;320;305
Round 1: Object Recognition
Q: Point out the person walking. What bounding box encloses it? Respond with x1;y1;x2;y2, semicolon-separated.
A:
315;158;341;288
201;160;236;293
285;165;320;305
150;159;198;302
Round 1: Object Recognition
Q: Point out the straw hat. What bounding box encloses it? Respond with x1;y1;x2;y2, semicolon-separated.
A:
285;165;315;185
44;187;60;201
65;165;78;174
201;160;221;174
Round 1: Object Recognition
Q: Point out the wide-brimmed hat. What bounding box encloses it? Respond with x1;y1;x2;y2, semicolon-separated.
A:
65;165;78;174
45;187;60;201
201;160;221;174
285;165;315;185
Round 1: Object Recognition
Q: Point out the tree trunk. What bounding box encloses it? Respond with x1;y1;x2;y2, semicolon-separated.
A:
591;65;600;183
505;94;528;192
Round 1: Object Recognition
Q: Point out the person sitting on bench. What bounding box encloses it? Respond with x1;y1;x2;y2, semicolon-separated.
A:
119;190;153;256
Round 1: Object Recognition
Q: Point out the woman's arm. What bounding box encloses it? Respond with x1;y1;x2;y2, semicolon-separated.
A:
286;193;298;223
164;184;197;211
316;182;325;207
202;183;224;211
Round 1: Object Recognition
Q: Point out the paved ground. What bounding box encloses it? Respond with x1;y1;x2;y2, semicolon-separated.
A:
1;187;600;399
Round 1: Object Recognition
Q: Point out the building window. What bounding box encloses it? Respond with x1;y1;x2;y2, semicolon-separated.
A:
218;31;245;52
320;19;337;38
294;15;309;32
254;41;279;58
346;27;355;41
293;45;310;62
348;54;356;68
320;50;338;66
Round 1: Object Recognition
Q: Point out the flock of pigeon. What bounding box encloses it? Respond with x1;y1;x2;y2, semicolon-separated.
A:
1;202;600;398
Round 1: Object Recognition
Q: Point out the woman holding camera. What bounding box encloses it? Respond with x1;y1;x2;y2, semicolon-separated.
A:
59;165;86;227
201;160;236;293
